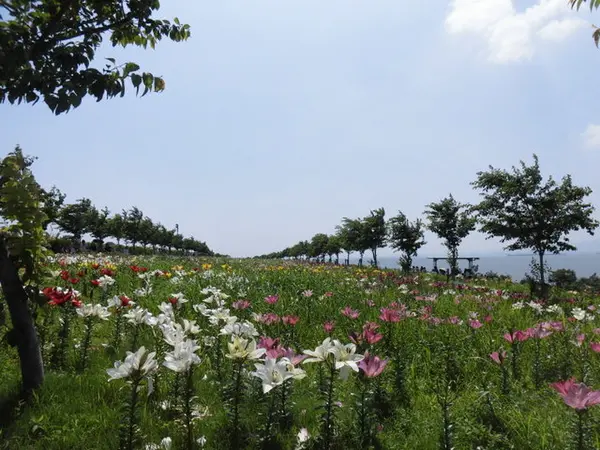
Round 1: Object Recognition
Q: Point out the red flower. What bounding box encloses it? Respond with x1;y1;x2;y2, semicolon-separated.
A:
323;321;335;333
379;308;400;323
43;287;81;308
282;315;300;326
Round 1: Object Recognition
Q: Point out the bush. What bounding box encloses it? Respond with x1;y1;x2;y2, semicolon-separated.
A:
550;269;577;289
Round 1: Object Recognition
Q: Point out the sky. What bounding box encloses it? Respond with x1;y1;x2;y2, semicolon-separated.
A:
3;0;600;257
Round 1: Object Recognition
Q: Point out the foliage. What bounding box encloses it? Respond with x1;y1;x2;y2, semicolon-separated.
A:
471;154;599;292
337;217;369;265
361;207;386;267
56;198;96;244
0;0;191;114
0;145;50;284
424;195;476;276
107;213;125;245
39;186;65;230
569;1;600;46
324;234;342;262
1;256;599;449
550;269;578;289
387;211;426;273
570;0;600;9
308;233;329;261
88;206;110;243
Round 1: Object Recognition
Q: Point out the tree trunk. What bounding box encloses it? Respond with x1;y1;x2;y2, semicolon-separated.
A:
372;248;378;268
539;251;548;298
449;247;458;280
0;237;44;393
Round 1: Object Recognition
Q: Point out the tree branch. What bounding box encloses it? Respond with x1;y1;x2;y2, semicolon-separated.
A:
29;0;77;60
60;12;135;41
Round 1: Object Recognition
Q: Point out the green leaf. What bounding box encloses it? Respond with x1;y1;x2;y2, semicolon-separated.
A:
25;92;38;103
130;73;142;88
142;73;154;89
123;62;140;77
106;57;116;64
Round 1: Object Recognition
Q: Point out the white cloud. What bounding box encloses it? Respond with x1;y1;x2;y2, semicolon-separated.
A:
538;17;588;41
582;124;600;149
445;0;586;63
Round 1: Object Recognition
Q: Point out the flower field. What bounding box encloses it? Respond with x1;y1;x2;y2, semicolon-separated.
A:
3;256;600;450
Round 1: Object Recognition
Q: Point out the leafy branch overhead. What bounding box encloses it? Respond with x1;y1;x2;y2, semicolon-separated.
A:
569;0;600;46
0;0;191;114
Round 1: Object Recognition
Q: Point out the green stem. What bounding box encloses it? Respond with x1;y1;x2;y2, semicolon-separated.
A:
511;343;519;381
501;364;509;395
231;360;244;449
39;311;51;363
77;317;94;372
184;367;195;450
360;380;369;447
112;311;123;350
534;339;541;389
263;391;276;446
442;394;452;450
323;362;336;450
125;377;140;450
51;308;70;370
577;410;585;450
279;378;290;428
130;324;139;352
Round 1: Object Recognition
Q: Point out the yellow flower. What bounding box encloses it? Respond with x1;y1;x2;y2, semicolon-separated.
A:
202;263;212;270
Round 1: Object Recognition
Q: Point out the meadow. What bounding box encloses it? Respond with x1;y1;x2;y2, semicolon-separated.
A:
2;255;600;450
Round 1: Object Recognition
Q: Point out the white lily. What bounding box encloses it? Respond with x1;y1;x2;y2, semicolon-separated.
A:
163;339;201;373
251;357;293;393
226;336;266;360
303;338;334;364
328;340;364;380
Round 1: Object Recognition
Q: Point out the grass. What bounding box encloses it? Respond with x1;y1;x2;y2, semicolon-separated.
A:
1;255;600;449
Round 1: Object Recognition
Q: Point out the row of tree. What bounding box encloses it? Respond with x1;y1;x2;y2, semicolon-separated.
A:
258;155;599;296
4;147;214;256
51;197;213;255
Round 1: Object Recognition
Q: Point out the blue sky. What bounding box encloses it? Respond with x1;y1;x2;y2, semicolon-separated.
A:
2;0;600;257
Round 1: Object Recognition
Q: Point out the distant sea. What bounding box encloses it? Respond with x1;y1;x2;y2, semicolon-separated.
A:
355;253;600;281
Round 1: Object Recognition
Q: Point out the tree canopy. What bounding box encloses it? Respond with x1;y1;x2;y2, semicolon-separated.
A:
471;154;599;293
387;211;426;273
0;0;190;114
424;195;476;276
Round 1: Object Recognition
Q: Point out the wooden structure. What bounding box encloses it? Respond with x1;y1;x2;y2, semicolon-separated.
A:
427;257;480;273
